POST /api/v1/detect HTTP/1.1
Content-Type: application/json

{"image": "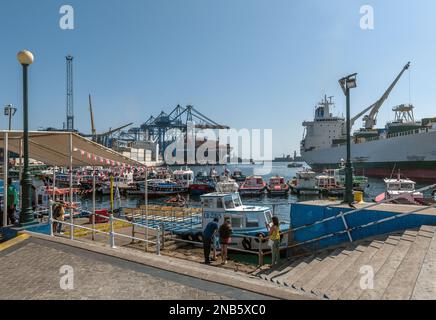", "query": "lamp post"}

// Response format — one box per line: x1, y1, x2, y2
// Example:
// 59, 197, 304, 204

4, 104, 17, 131
17, 50, 35, 226
339, 73, 357, 204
